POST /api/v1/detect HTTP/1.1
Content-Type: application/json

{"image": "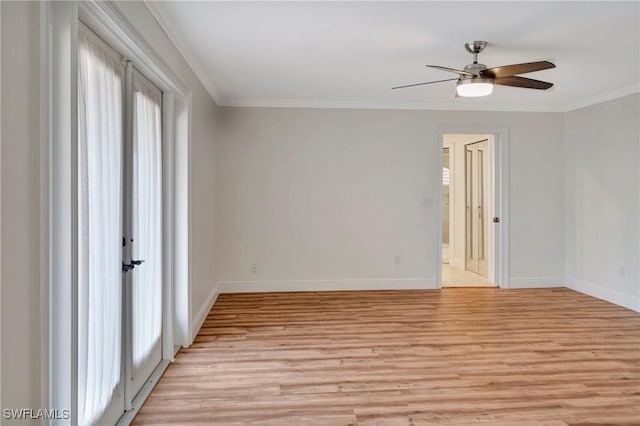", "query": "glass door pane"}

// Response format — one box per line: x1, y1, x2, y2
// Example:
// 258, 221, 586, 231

130, 68, 163, 398
77, 24, 125, 425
